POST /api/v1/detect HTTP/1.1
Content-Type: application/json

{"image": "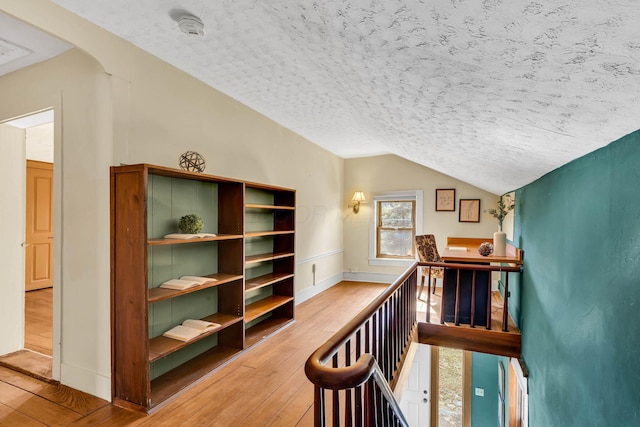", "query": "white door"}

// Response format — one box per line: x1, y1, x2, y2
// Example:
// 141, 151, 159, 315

401, 343, 432, 427
0, 123, 27, 355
